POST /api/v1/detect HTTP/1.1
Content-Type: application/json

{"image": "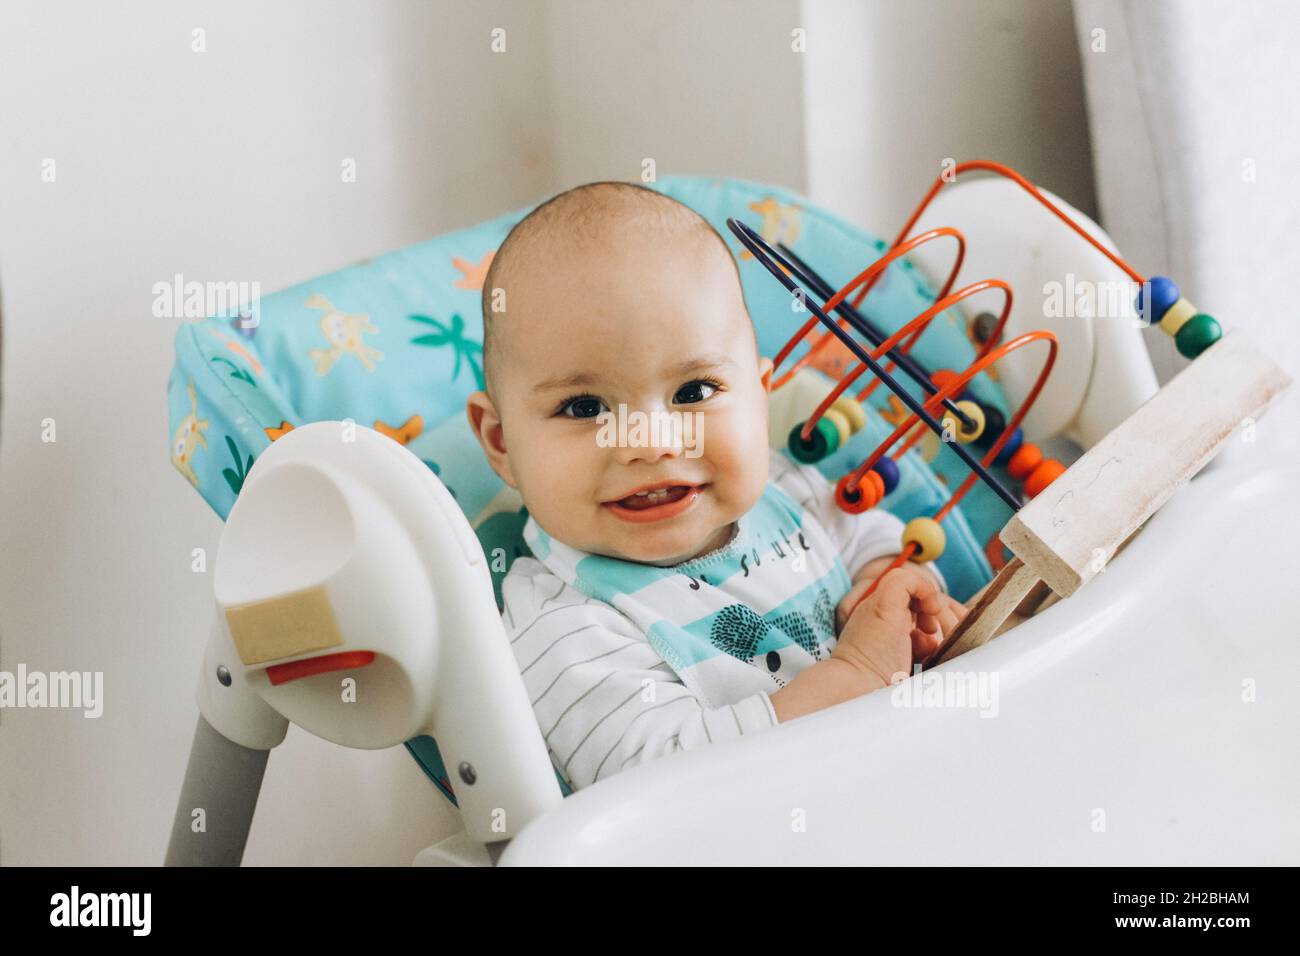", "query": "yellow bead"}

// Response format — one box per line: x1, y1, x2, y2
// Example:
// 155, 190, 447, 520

822, 408, 852, 447
942, 400, 985, 443
830, 395, 867, 433
1158, 297, 1198, 337
902, 516, 946, 563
